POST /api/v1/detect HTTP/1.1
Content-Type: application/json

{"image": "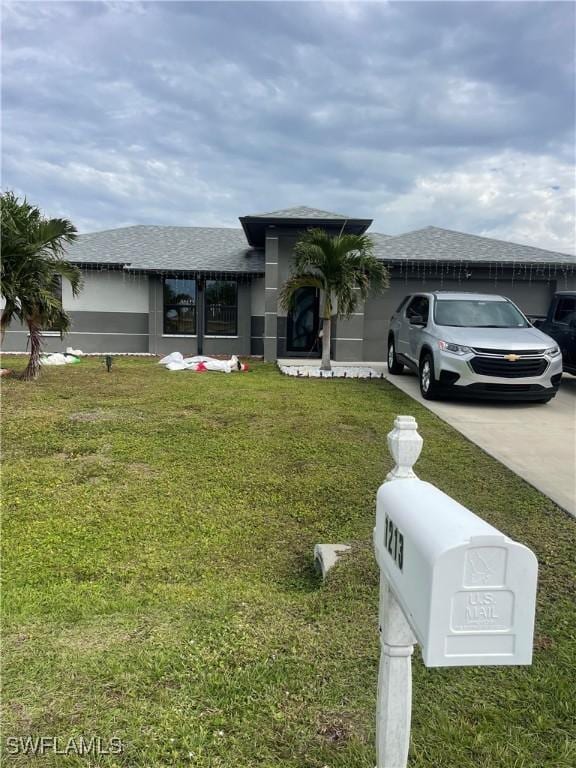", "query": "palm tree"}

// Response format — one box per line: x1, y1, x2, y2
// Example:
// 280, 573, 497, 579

1, 192, 82, 380
280, 228, 389, 371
